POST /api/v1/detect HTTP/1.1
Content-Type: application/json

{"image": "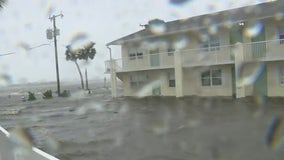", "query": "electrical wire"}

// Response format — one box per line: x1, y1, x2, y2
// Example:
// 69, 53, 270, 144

0, 43, 51, 57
